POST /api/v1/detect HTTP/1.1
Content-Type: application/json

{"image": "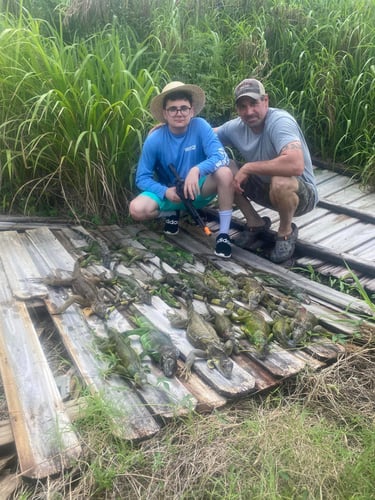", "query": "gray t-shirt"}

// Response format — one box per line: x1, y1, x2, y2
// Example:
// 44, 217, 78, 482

216, 108, 318, 204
